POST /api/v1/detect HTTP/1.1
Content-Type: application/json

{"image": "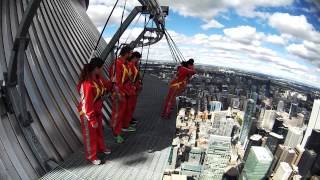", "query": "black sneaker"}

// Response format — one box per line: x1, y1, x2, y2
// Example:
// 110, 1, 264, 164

131, 118, 138, 124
